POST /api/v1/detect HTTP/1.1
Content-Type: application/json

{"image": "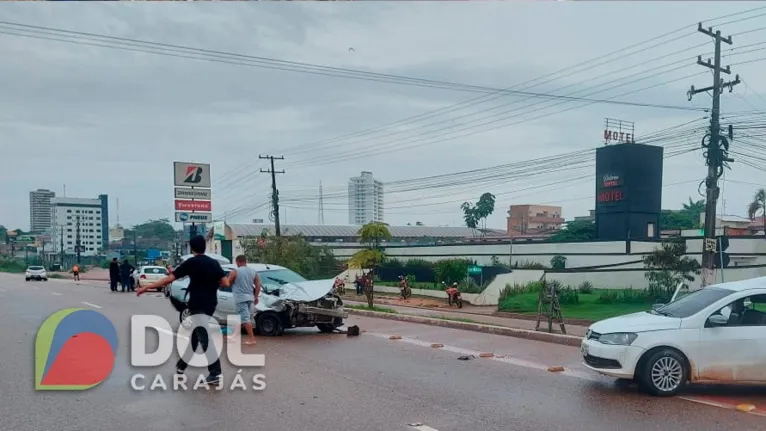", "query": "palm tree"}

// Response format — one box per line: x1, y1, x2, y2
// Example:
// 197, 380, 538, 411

357, 222, 392, 249
747, 189, 766, 237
